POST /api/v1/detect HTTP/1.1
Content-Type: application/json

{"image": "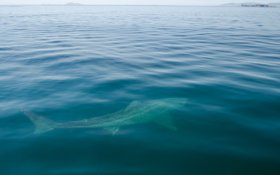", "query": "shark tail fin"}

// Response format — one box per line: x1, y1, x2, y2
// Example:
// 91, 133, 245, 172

23, 111, 57, 134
